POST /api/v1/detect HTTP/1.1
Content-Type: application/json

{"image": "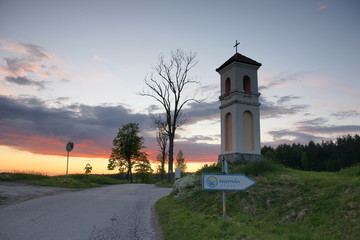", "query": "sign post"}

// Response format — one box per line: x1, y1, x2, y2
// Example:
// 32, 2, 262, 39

222, 158, 228, 223
65, 141, 74, 182
202, 160, 256, 225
